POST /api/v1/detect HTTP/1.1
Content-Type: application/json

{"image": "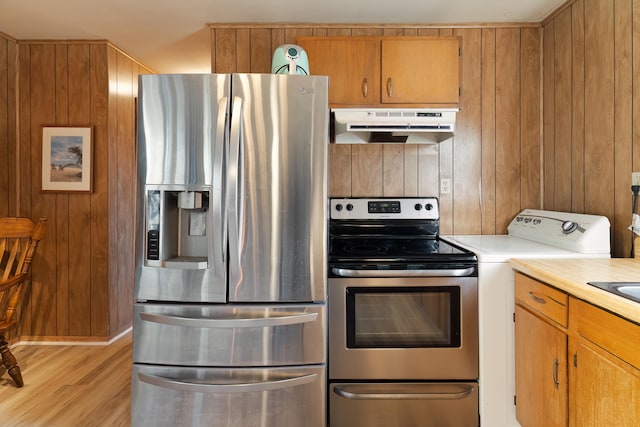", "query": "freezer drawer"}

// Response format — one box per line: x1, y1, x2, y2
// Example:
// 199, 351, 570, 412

132, 364, 326, 427
329, 382, 478, 427
133, 303, 326, 365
